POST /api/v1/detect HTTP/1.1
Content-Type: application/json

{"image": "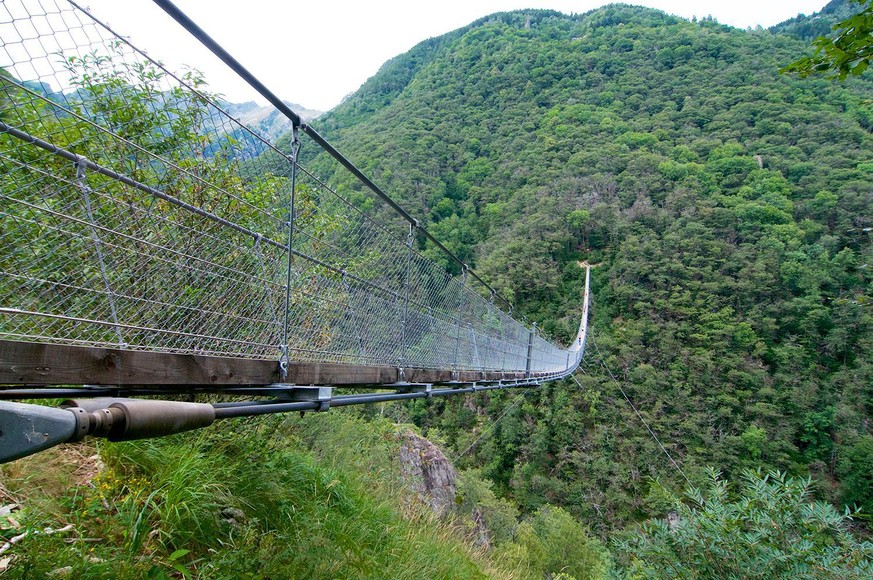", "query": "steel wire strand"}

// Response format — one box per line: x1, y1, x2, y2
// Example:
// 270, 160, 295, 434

0, 172, 284, 345
454, 388, 535, 462
584, 334, 692, 486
